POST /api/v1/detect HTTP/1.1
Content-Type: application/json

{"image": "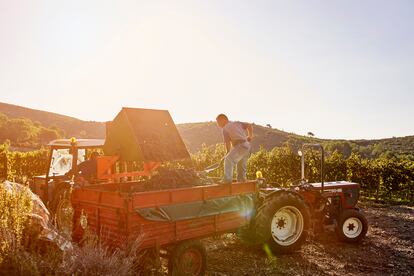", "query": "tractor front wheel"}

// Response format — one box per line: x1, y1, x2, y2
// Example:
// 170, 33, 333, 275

169, 240, 206, 276
49, 182, 73, 239
254, 192, 310, 254
335, 209, 368, 243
